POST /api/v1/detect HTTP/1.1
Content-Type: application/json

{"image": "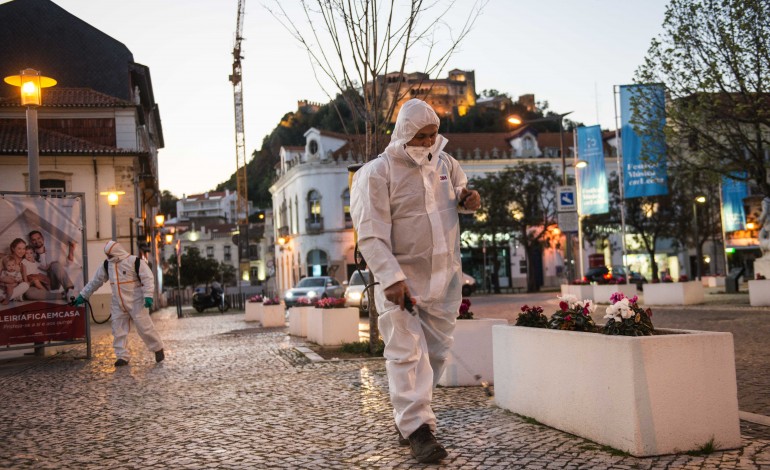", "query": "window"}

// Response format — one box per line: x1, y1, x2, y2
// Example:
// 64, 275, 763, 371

342, 188, 352, 228
306, 249, 328, 277
206, 246, 214, 258
224, 245, 231, 261
40, 179, 66, 194
308, 139, 319, 155
308, 190, 322, 223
